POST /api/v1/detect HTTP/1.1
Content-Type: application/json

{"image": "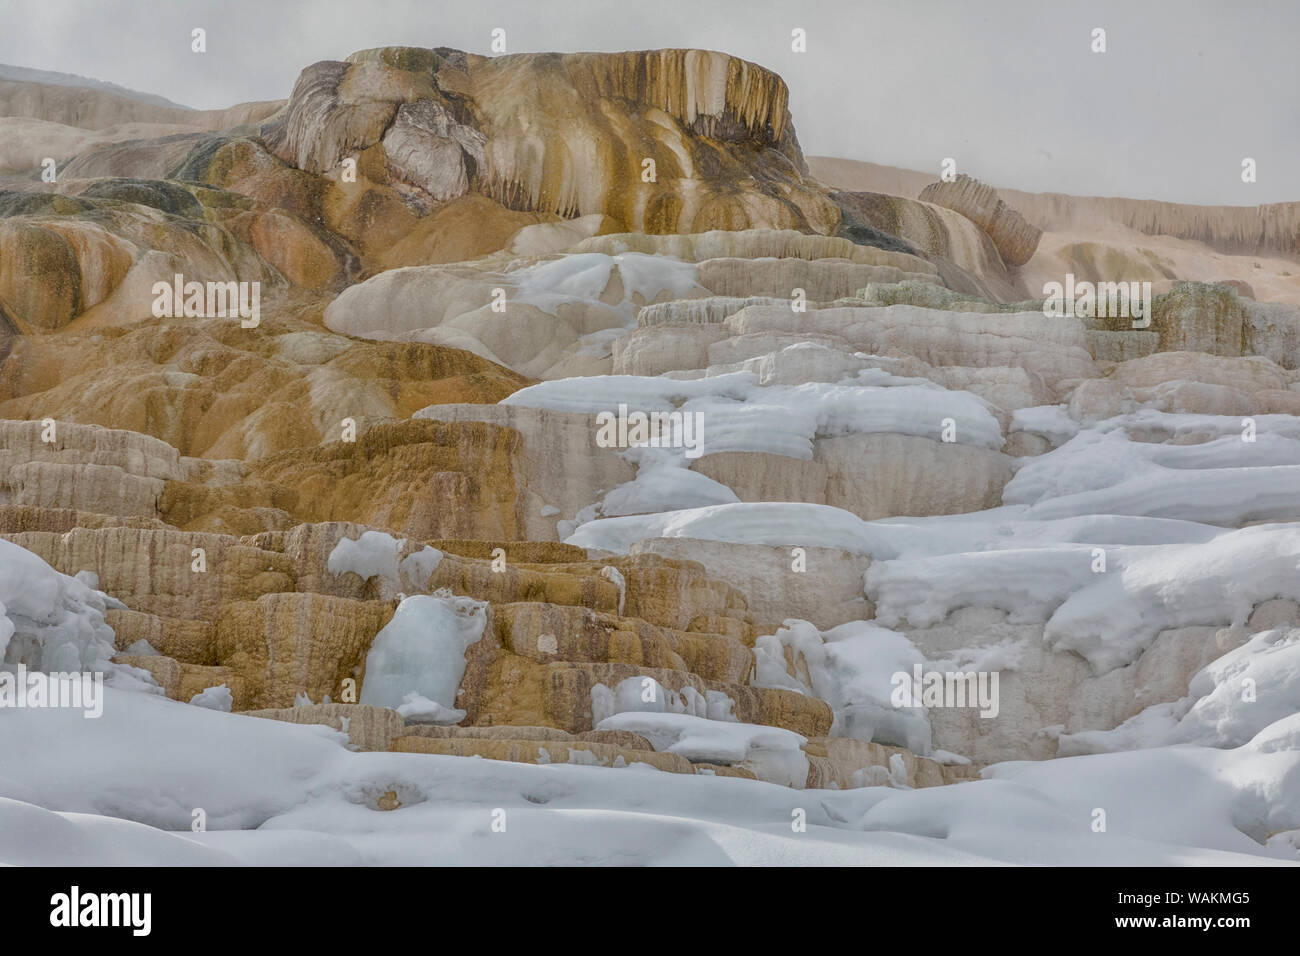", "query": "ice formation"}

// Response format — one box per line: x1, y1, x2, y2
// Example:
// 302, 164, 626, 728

357, 592, 487, 712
